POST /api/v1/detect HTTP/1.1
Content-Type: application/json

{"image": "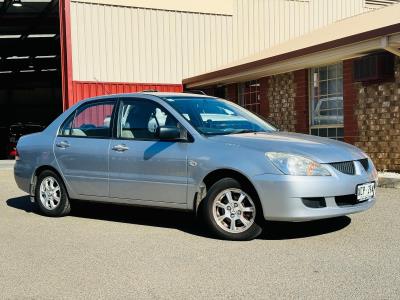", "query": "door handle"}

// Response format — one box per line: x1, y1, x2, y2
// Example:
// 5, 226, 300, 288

56, 141, 70, 149
112, 144, 129, 152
